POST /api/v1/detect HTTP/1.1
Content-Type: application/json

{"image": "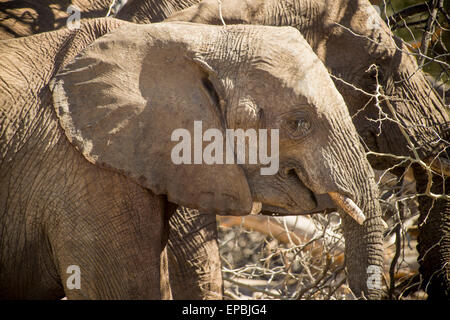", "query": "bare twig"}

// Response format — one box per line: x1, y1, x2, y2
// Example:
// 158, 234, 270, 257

217, 0, 227, 27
